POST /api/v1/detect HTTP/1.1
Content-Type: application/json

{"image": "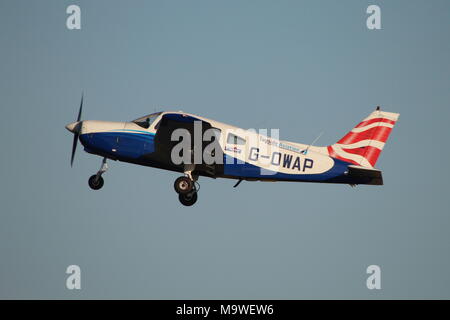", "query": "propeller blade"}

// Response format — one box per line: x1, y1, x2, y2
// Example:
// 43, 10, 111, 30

70, 132, 79, 167
70, 92, 83, 166
77, 93, 83, 122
